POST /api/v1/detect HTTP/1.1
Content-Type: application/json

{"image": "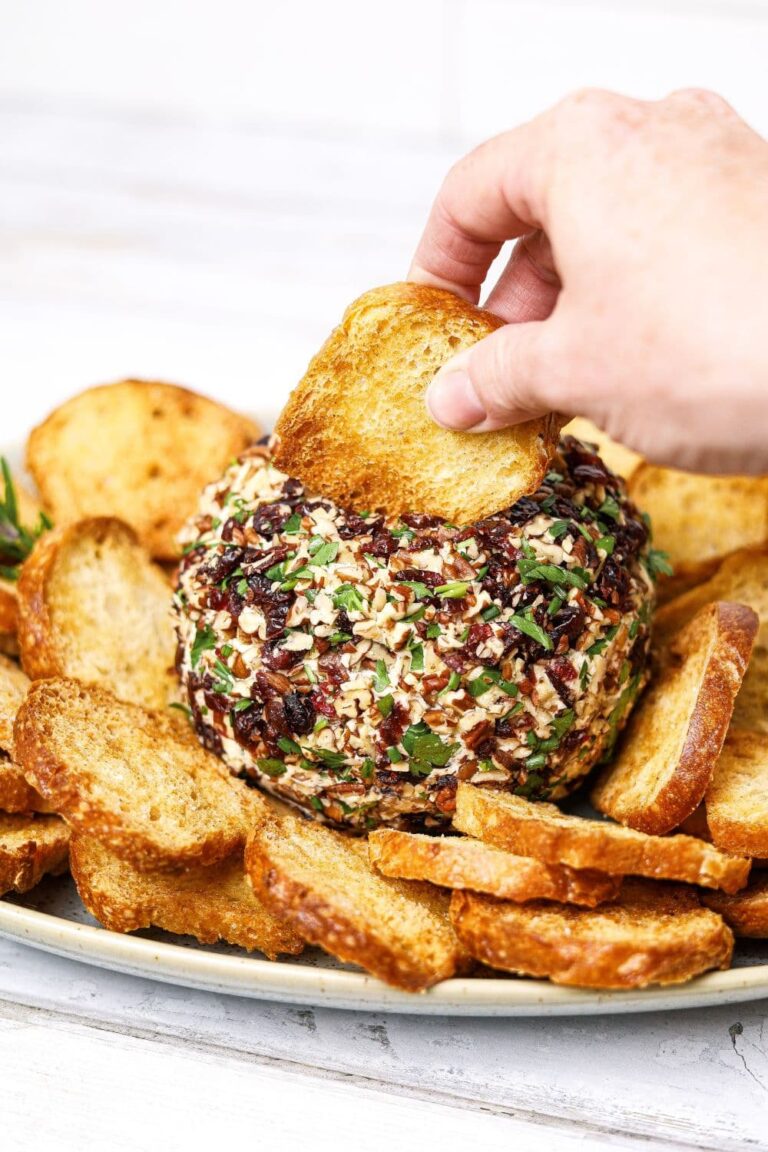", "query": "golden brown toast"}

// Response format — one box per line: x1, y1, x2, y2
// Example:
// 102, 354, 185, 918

703, 875, 768, 938
0, 755, 50, 814
628, 466, 768, 594
449, 879, 733, 989
17, 517, 177, 711
0, 813, 69, 895
14, 678, 247, 871
654, 548, 768, 732
0, 581, 18, 656
27, 380, 260, 559
245, 806, 466, 991
562, 418, 643, 481
0, 651, 29, 754
454, 786, 750, 893
368, 828, 621, 907
705, 729, 768, 858
70, 836, 304, 959
591, 602, 757, 833
273, 283, 562, 524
